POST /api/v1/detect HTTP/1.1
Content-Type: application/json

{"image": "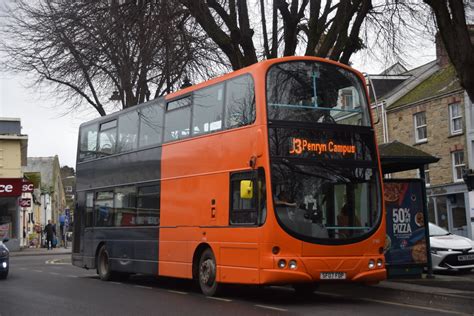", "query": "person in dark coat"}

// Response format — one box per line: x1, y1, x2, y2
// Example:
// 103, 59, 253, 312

44, 220, 54, 250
